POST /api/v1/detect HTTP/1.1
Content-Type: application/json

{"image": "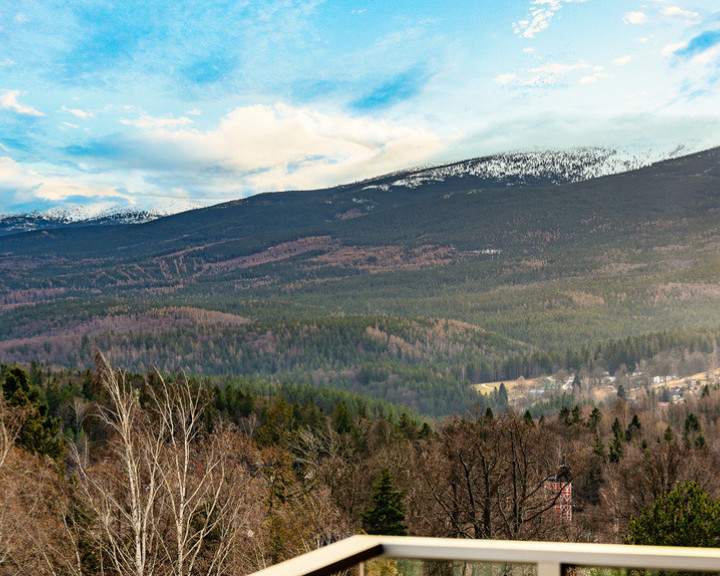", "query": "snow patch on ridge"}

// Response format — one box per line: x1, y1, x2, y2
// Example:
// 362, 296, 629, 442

0, 198, 207, 236
386, 146, 690, 189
